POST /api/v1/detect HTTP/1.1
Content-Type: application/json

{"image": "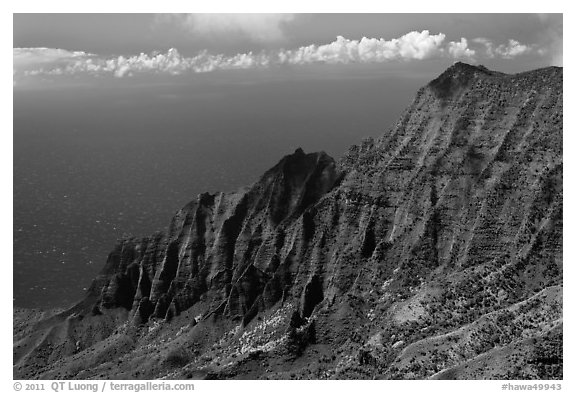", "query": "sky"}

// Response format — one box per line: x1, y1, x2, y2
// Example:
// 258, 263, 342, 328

13, 13, 562, 88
